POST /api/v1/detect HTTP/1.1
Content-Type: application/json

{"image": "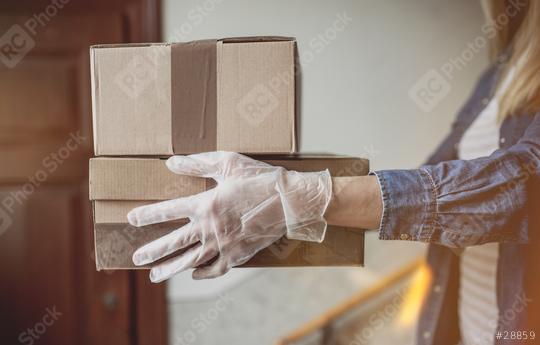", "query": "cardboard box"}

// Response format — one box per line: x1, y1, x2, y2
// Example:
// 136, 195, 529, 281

89, 156, 369, 270
90, 37, 297, 156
